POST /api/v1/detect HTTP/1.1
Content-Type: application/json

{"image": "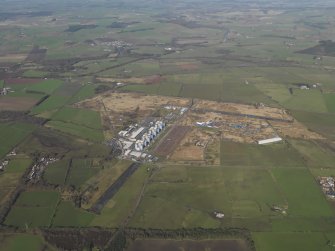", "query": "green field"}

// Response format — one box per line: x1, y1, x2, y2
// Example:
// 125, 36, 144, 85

324, 93, 335, 113
5, 158, 32, 173
289, 140, 335, 168
0, 157, 32, 212
43, 159, 69, 185
30, 95, 69, 114
271, 168, 333, 217
15, 190, 60, 207
0, 233, 56, 251
283, 89, 327, 113
1, 1, 335, 250
26, 79, 63, 94
23, 70, 48, 78
5, 191, 60, 227
291, 110, 335, 140
66, 159, 98, 189
253, 232, 331, 251
121, 71, 275, 104
52, 107, 103, 129
0, 123, 36, 158
91, 165, 149, 227
129, 166, 286, 229
46, 120, 104, 142
220, 141, 304, 167
52, 201, 94, 227
68, 84, 96, 103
